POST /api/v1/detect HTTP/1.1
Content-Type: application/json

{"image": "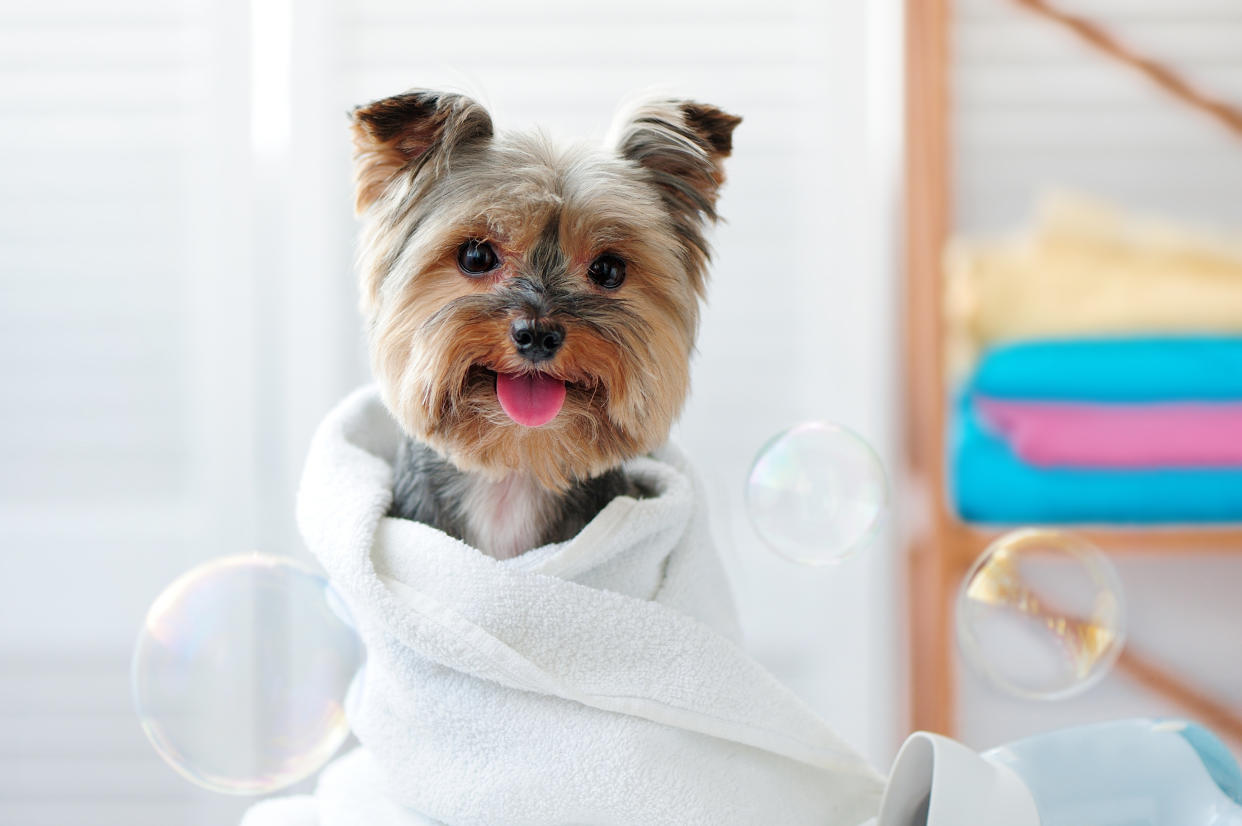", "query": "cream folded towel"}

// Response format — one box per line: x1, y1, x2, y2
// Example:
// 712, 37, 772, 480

945, 193, 1242, 378
241, 386, 883, 826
